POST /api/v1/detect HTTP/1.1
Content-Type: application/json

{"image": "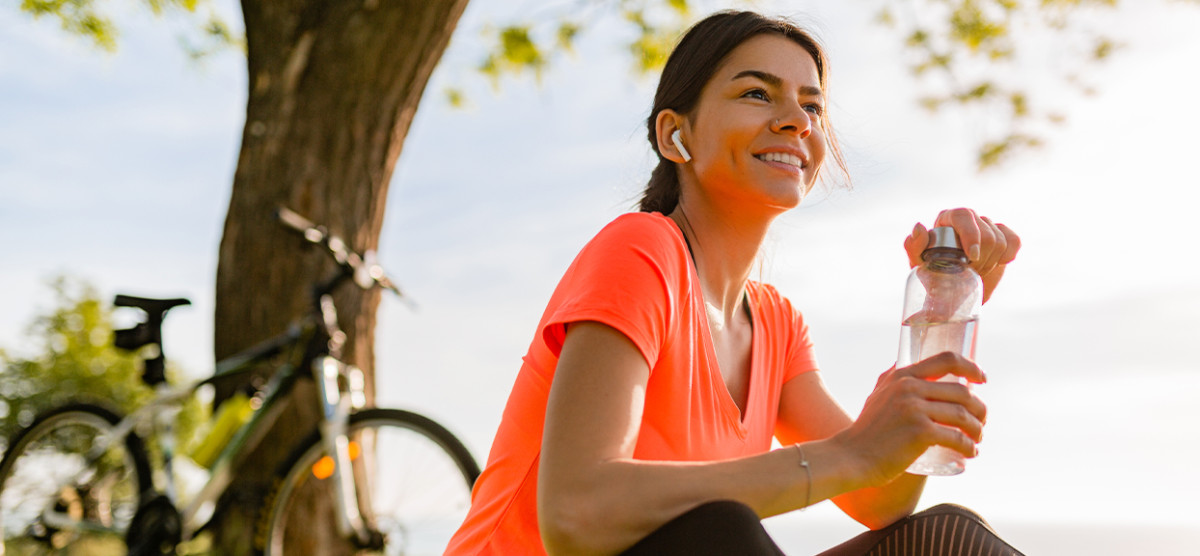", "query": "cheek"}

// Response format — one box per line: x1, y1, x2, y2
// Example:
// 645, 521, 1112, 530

808, 132, 829, 172
810, 130, 828, 165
